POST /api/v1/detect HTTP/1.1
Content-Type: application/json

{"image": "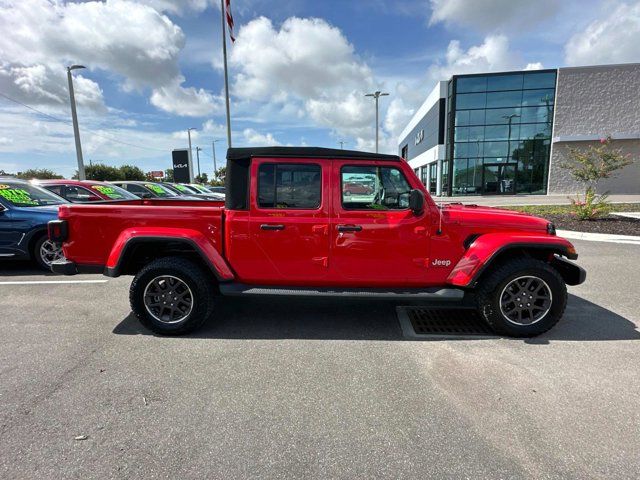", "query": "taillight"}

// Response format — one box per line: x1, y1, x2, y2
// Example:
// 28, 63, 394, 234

48, 220, 68, 243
